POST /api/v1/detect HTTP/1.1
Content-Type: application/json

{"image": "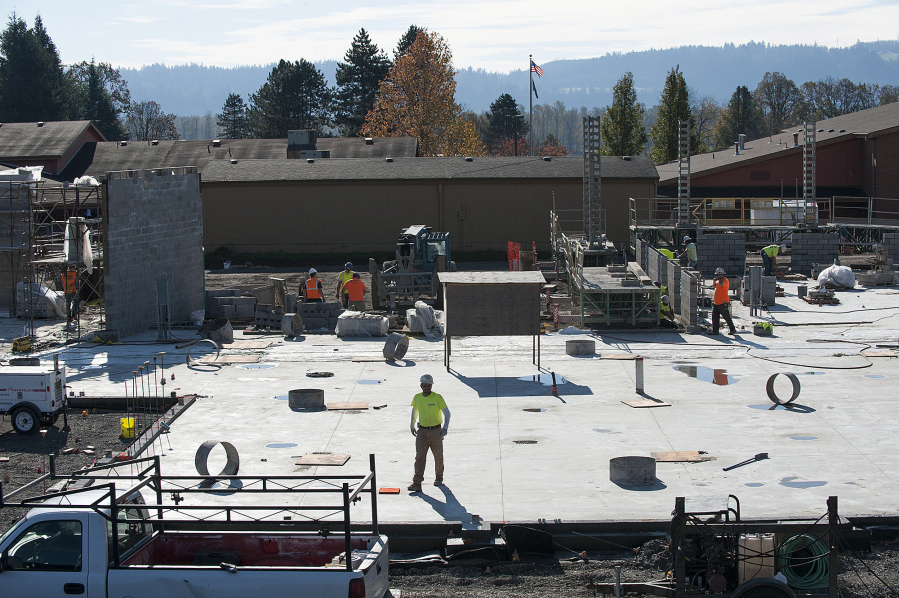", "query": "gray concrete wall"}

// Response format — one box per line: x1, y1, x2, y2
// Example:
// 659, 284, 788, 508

0, 184, 29, 310
104, 168, 204, 335
881, 232, 899, 260
644, 247, 669, 287
680, 269, 699, 329
696, 232, 745, 277
790, 231, 840, 276
667, 260, 682, 314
